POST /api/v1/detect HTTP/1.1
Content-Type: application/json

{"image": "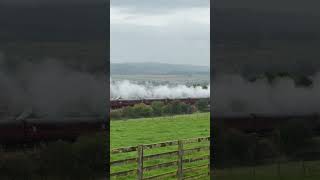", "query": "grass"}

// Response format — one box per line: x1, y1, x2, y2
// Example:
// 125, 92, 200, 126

214, 160, 320, 180
110, 112, 210, 149
0, 133, 106, 180
110, 113, 210, 180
